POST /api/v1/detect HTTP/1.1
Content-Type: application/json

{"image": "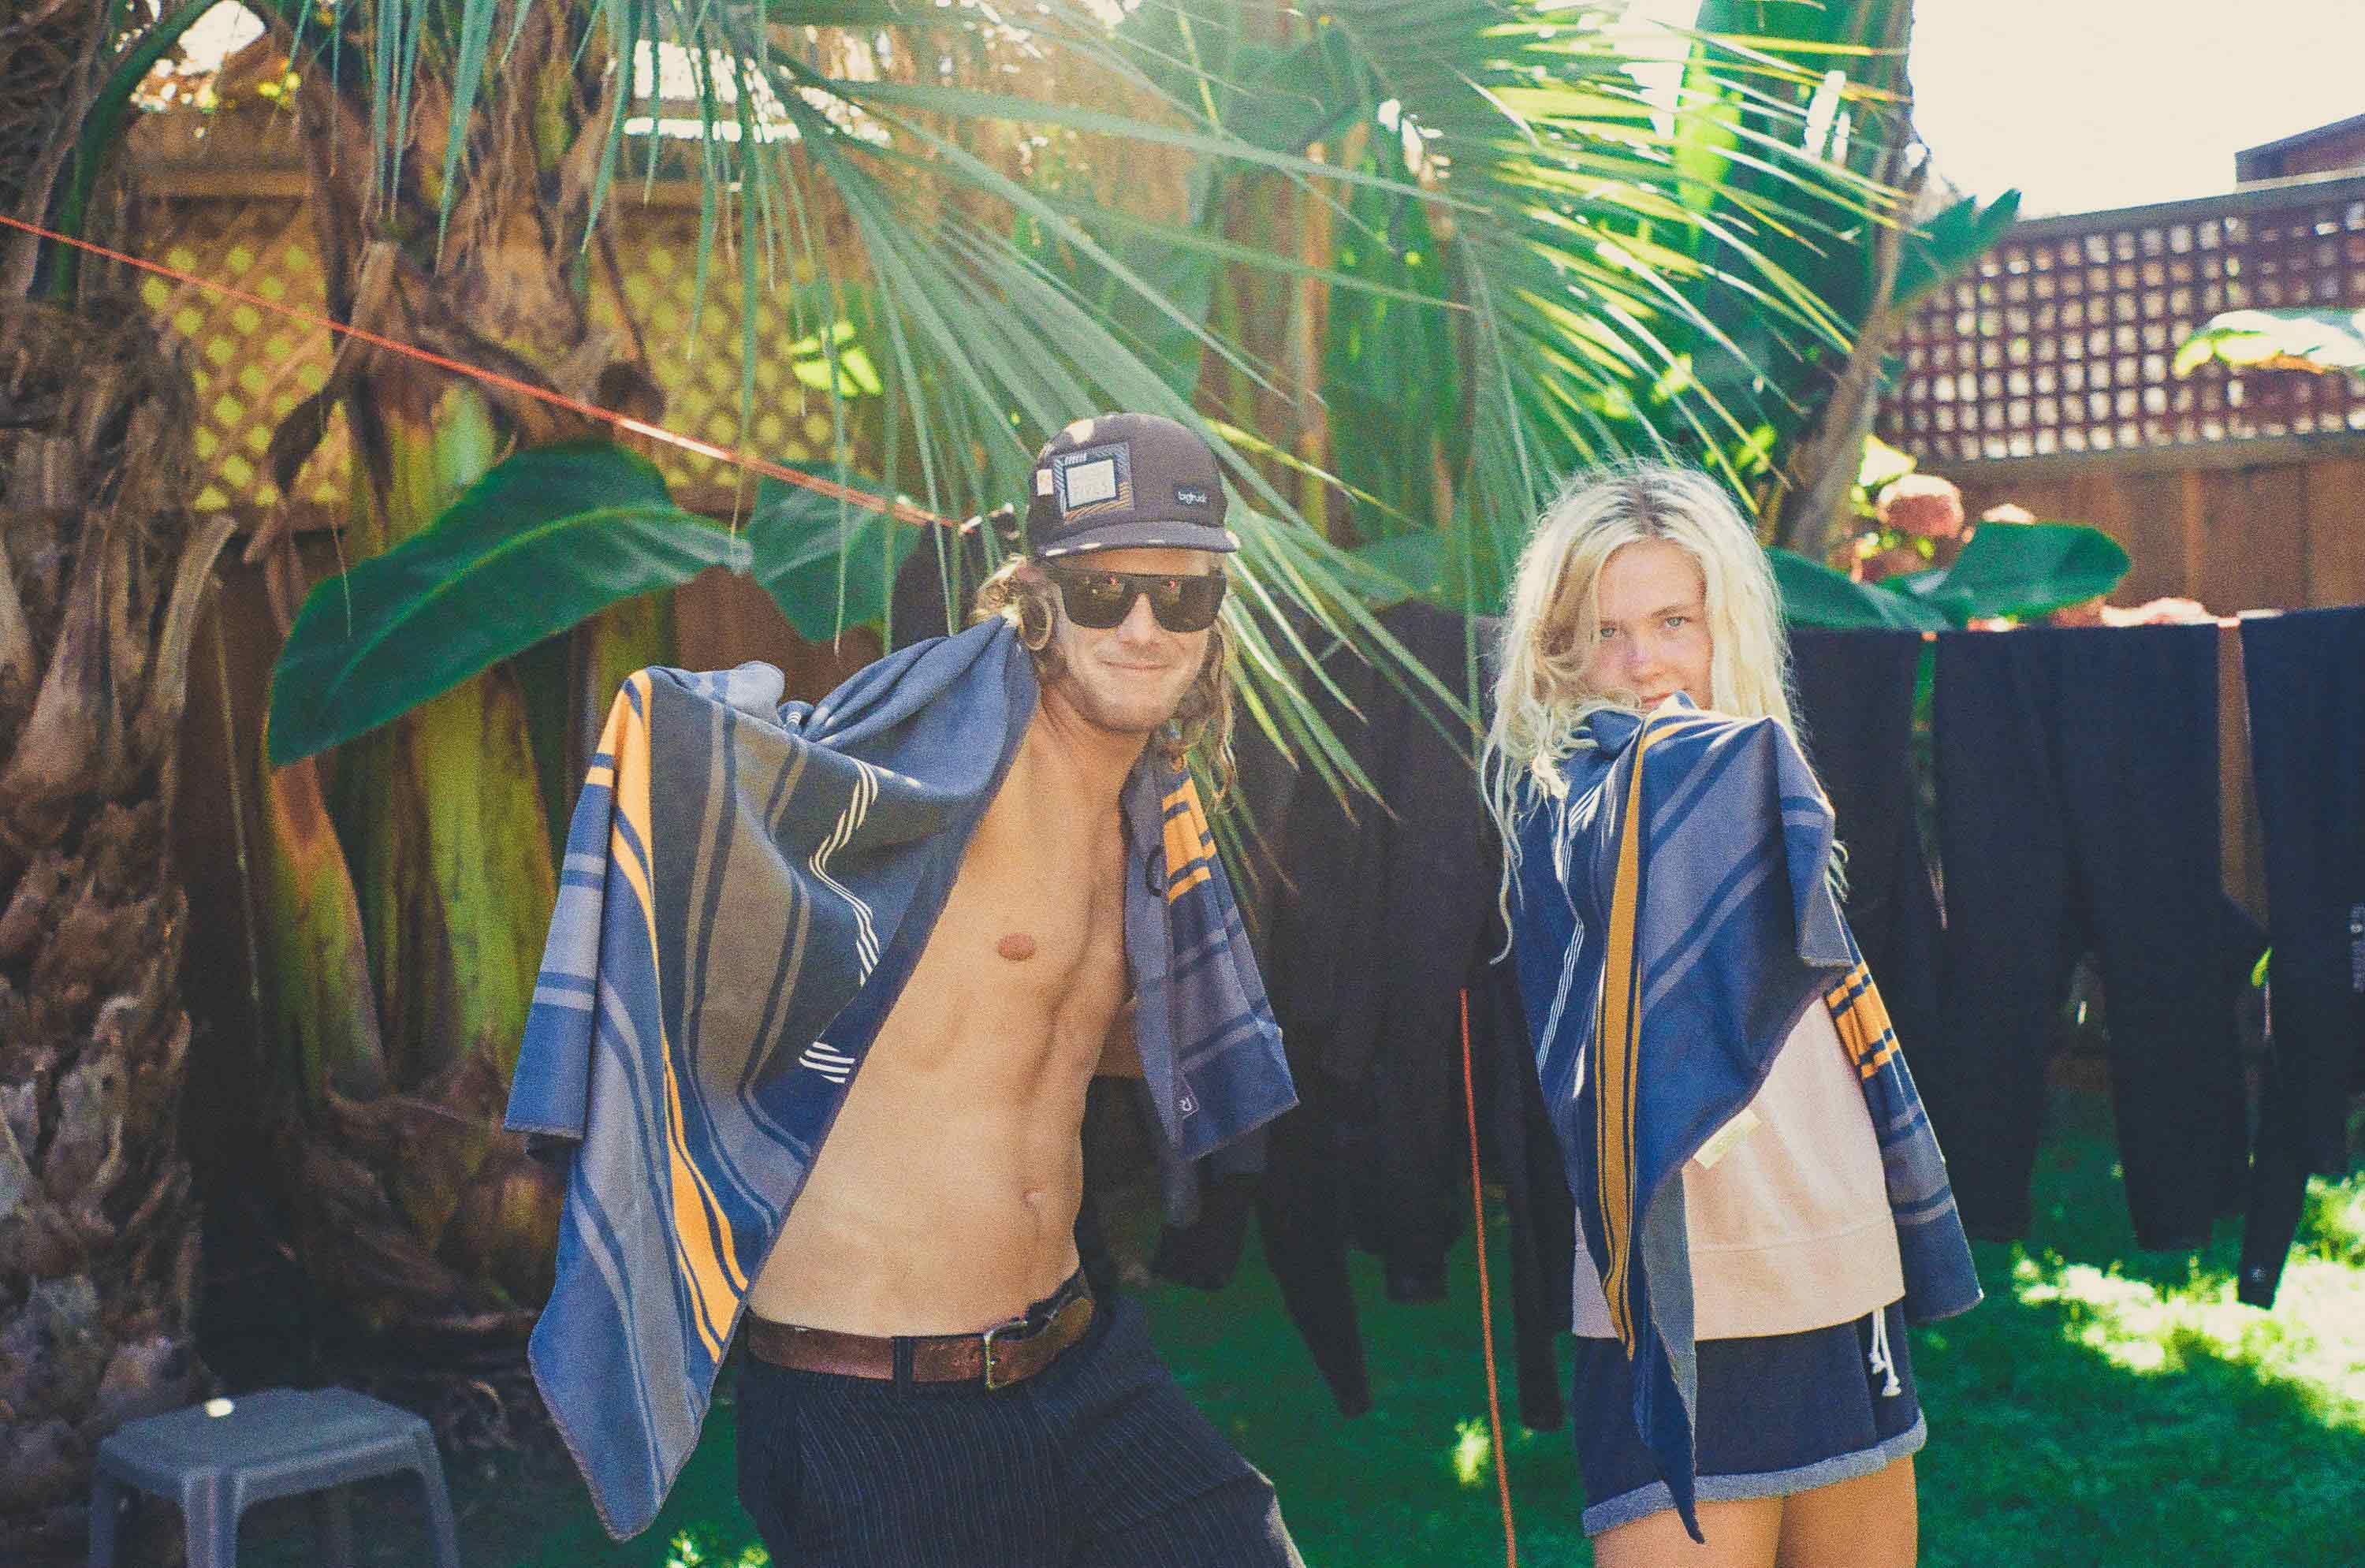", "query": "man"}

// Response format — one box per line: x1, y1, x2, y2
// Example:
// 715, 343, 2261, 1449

507, 413, 1304, 1566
